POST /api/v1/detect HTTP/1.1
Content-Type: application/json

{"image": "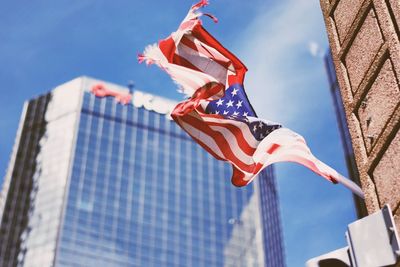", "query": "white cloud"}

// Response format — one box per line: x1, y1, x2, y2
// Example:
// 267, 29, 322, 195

234, 0, 329, 126
308, 41, 324, 58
